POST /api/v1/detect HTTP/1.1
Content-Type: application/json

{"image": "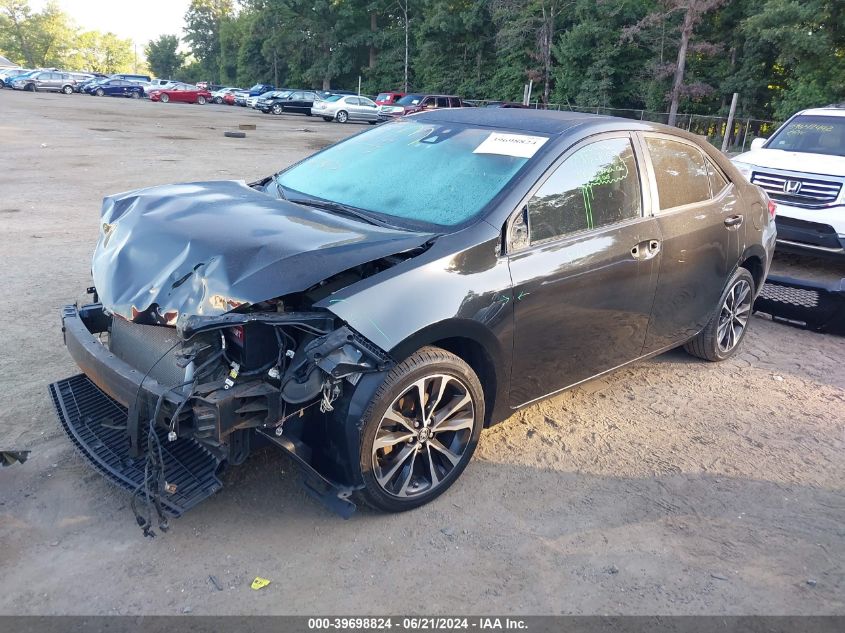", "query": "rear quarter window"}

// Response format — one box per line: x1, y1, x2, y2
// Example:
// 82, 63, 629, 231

646, 137, 711, 209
